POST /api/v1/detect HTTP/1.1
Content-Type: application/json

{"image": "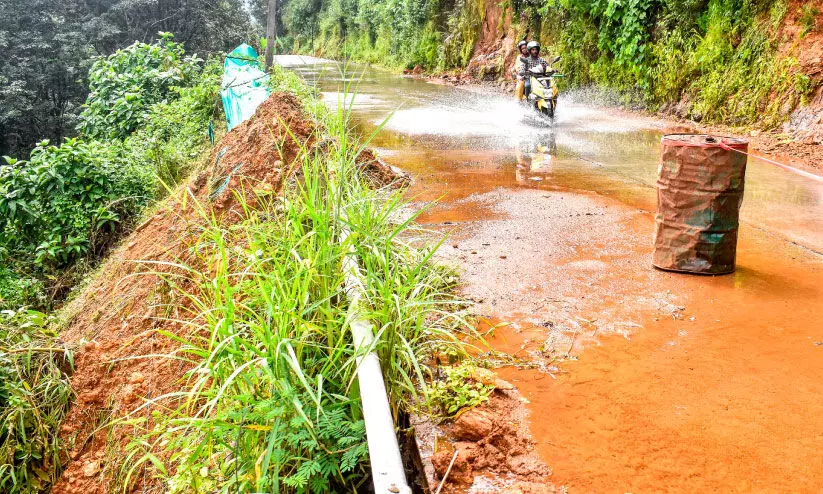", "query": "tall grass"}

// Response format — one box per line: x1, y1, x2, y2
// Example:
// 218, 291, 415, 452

121, 87, 470, 492
0, 309, 73, 493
